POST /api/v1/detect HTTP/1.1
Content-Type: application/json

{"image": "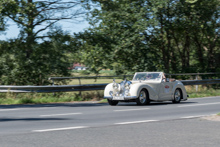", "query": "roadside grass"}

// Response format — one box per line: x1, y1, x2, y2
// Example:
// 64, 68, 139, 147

98, 99, 108, 103
0, 91, 104, 105
217, 113, 220, 116
1, 86, 220, 105
185, 85, 220, 98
